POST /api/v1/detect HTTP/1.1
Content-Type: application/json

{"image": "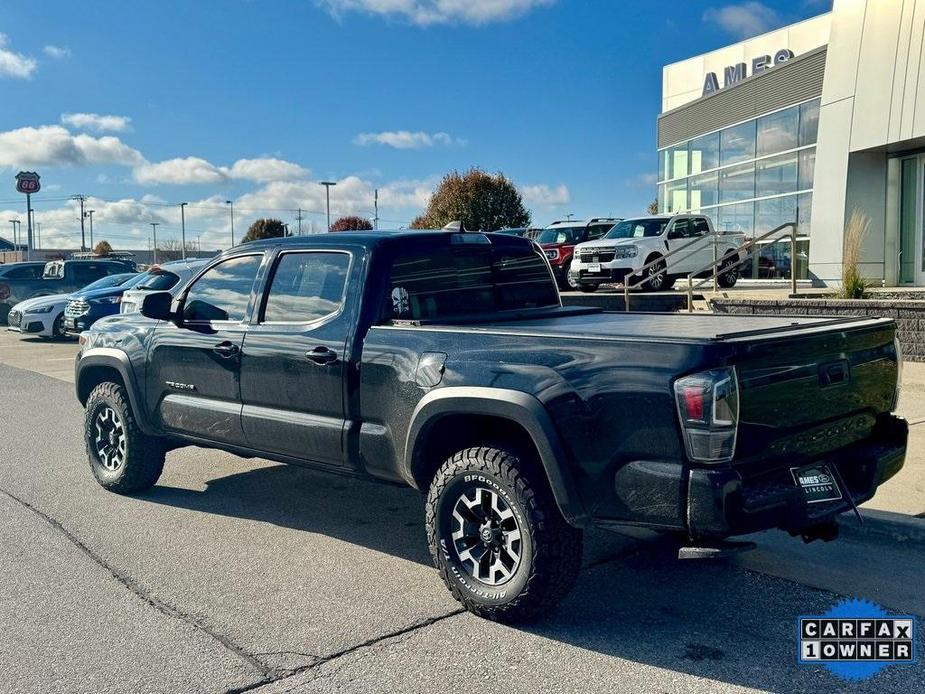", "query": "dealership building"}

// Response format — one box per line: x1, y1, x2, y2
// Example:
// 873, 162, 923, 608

658, 0, 925, 286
